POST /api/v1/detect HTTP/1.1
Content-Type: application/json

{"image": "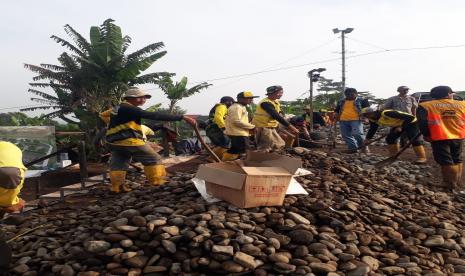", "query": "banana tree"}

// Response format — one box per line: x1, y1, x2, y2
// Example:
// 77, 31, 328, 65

158, 76, 211, 114
23, 19, 172, 157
